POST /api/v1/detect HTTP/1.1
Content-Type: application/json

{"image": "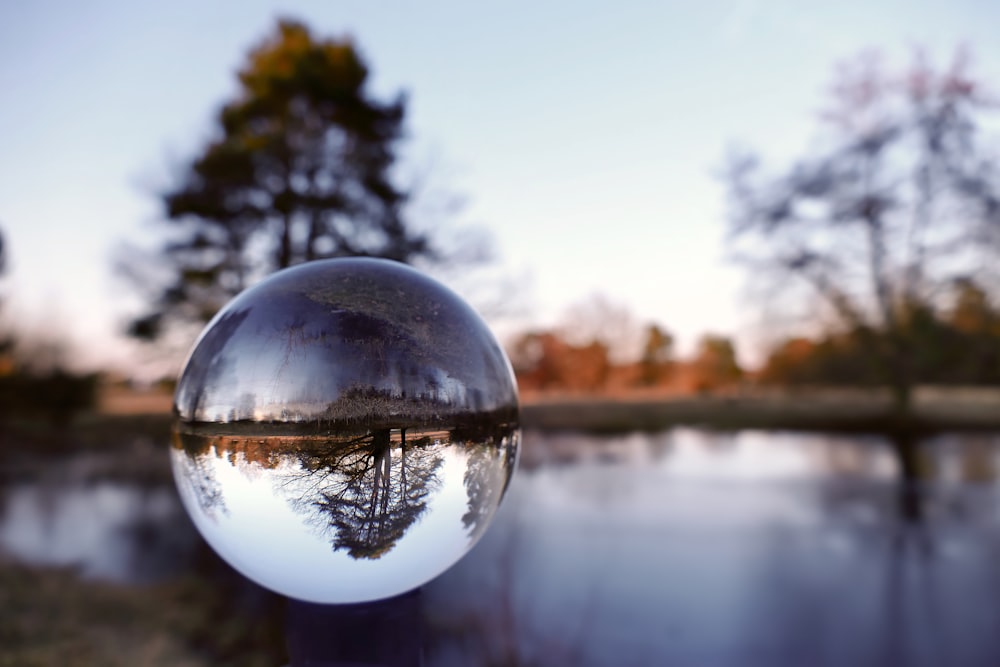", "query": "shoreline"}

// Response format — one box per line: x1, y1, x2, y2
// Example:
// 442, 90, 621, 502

519, 387, 1000, 433
12, 386, 1000, 443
